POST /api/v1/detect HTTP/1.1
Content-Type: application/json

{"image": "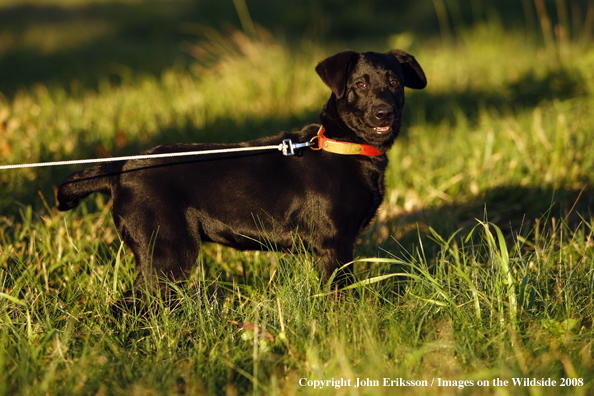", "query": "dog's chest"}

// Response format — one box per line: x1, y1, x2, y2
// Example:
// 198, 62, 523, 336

324, 157, 386, 230
357, 159, 388, 228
